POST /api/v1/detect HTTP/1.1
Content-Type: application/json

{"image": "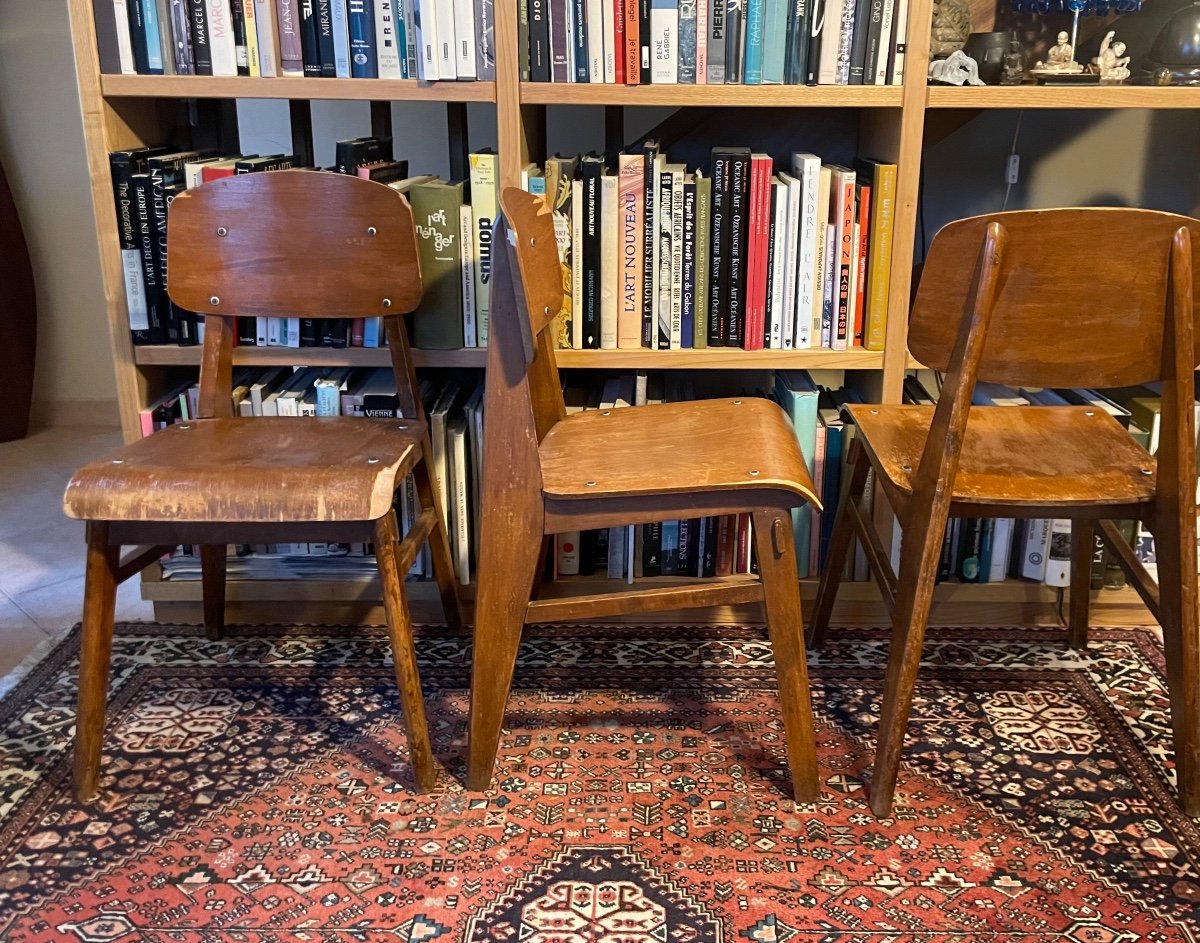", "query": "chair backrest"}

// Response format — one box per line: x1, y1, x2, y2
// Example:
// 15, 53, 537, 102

167, 170, 424, 419
910, 208, 1200, 389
